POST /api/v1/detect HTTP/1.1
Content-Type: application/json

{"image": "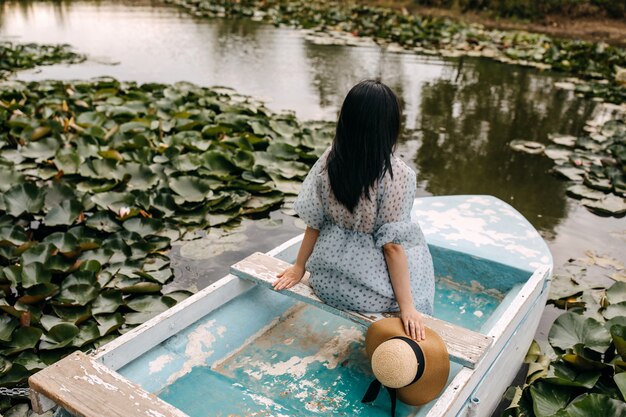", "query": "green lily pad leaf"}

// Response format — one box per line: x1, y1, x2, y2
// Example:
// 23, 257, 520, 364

54, 271, 100, 306
615, 373, 626, 402
40, 314, 66, 332
243, 192, 283, 214
71, 321, 101, 347
201, 151, 238, 175
54, 148, 81, 174
92, 290, 123, 315
3, 265, 22, 287
267, 142, 299, 160
0, 226, 28, 246
564, 393, 626, 417
44, 200, 82, 226
94, 313, 124, 336
603, 302, 626, 320
13, 351, 46, 372
19, 283, 59, 304
80, 259, 102, 275
548, 312, 610, 353
168, 176, 214, 202
122, 217, 164, 237
553, 165, 585, 181
115, 278, 161, 294
125, 294, 176, 313
119, 162, 159, 190
21, 262, 52, 288
20, 136, 61, 160
134, 268, 173, 284
562, 344, 609, 371
0, 327, 42, 356
583, 195, 626, 216
231, 149, 255, 170
529, 381, 570, 417
163, 290, 192, 304
143, 255, 170, 272
51, 304, 91, 324
76, 111, 107, 127
43, 231, 79, 254
544, 146, 573, 163
85, 211, 122, 233
47, 253, 77, 273
0, 316, 19, 342
21, 243, 54, 265
607, 281, 626, 304
3, 183, 45, 217
610, 324, 626, 361
39, 323, 79, 350
549, 134, 577, 147
124, 311, 162, 325
0, 363, 30, 386
0, 166, 25, 193
544, 361, 601, 389
566, 185, 606, 201
509, 140, 545, 154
